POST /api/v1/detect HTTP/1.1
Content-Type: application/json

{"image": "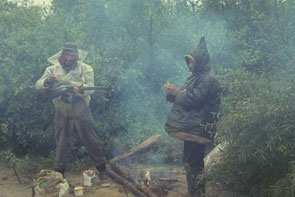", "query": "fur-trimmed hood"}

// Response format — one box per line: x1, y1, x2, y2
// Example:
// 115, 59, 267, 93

165, 37, 221, 138
190, 36, 211, 74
